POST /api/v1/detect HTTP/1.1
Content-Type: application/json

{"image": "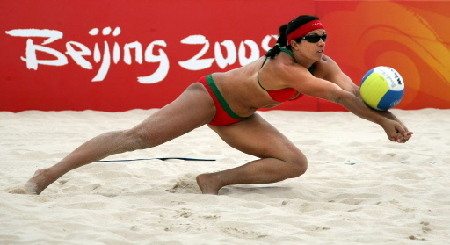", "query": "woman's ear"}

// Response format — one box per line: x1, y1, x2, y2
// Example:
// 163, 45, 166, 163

290, 40, 300, 50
